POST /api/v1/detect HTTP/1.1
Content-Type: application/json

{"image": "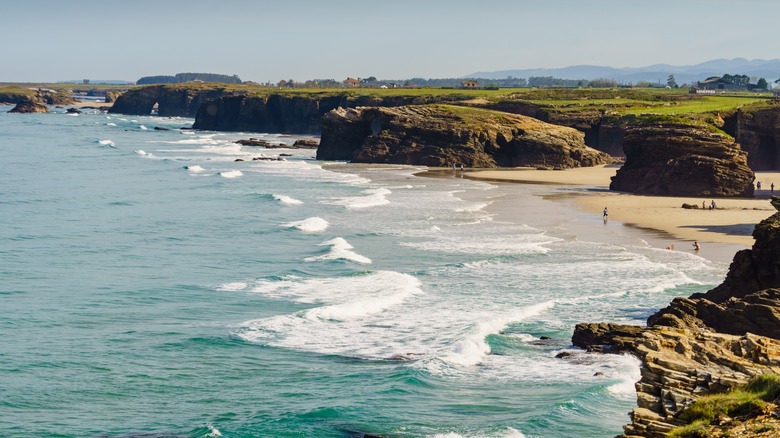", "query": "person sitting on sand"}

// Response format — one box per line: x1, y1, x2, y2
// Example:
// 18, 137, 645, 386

692, 241, 700, 251
665, 244, 675, 250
